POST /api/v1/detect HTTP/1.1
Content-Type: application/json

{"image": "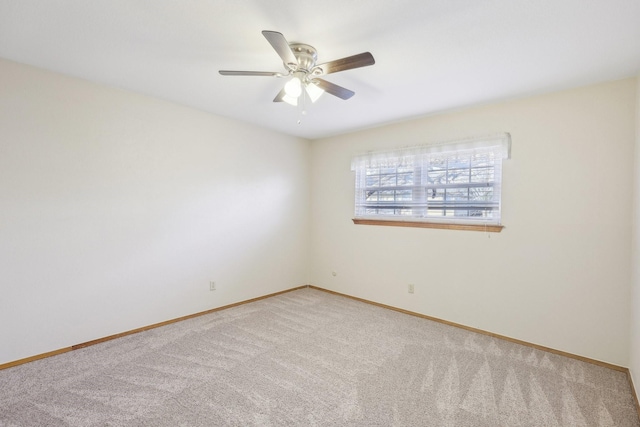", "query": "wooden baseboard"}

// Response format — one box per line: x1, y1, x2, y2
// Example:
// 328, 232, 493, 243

309, 285, 640, 419
3, 283, 638, 422
3, 284, 639, 421
0, 347, 73, 371
627, 370, 640, 421
308, 285, 627, 373
0, 285, 307, 370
